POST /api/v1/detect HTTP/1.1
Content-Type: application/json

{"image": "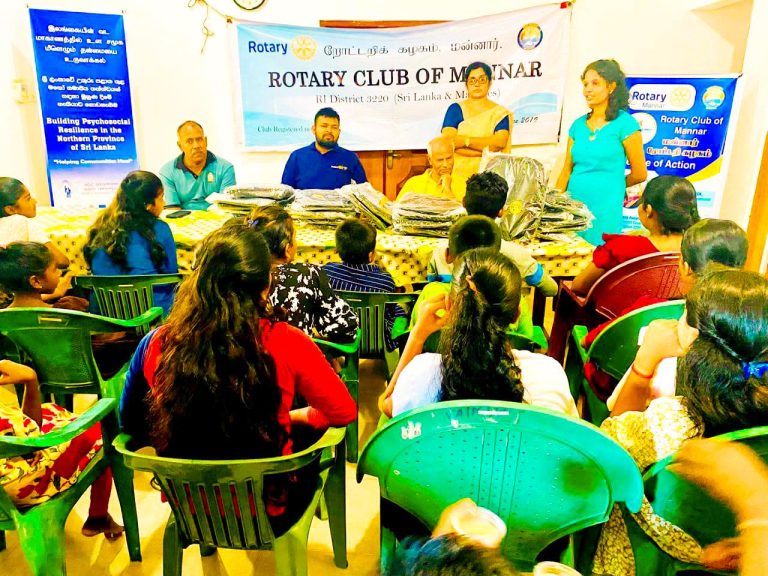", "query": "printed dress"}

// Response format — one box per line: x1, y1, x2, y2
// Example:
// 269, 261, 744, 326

592, 398, 703, 575
270, 262, 358, 342
0, 403, 102, 507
